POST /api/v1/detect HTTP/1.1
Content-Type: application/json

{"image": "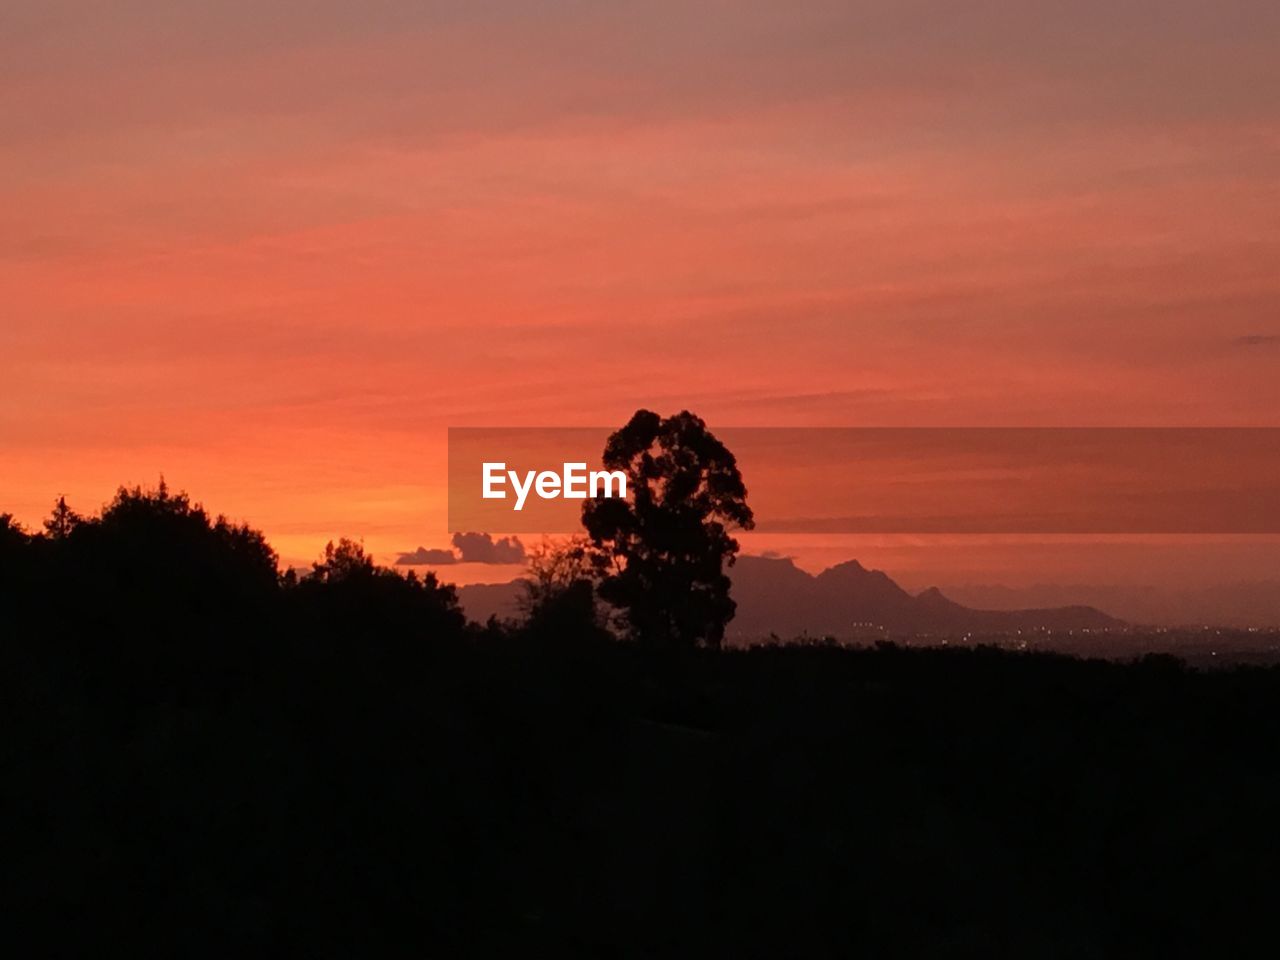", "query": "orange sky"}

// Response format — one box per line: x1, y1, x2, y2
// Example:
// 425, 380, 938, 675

3, 2, 1279, 586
